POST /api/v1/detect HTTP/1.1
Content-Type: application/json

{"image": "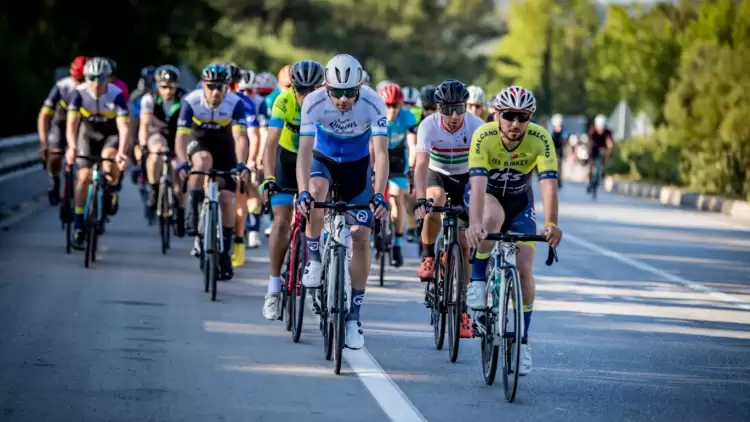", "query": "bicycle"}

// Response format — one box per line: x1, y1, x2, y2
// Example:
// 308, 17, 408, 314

190, 168, 238, 302
373, 185, 392, 287
588, 155, 603, 200
59, 164, 75, 254
151, 149, 177, 254
469, 233, 558, 403
420, 201, 468, 363
308, 184, 370, 375
77, 155, 116, 269
266, 186, 308, 343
